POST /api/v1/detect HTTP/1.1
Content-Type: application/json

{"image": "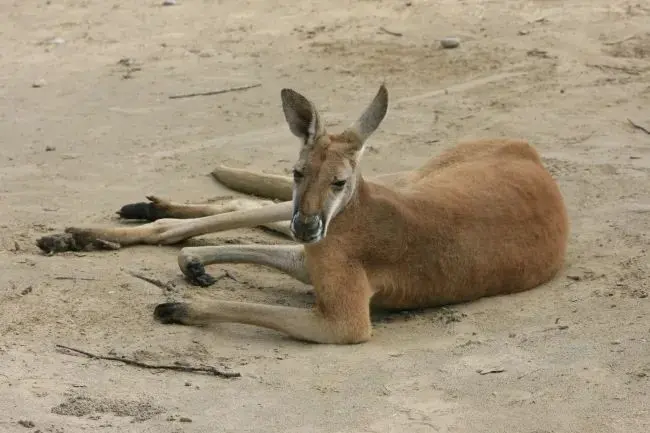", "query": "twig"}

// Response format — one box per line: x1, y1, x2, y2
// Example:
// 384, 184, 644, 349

54, 276, 97, 281
603, 35, 637, 45
169, 83, 261, 100
379, 27, 403, 37
627, 118, 650, 135
586, 63, 642, 75
477, 367, 505, 375
55, 344, 240, 378
126, 270, 174, 292
223, 270, 239, 282
542, 324, 569, 332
